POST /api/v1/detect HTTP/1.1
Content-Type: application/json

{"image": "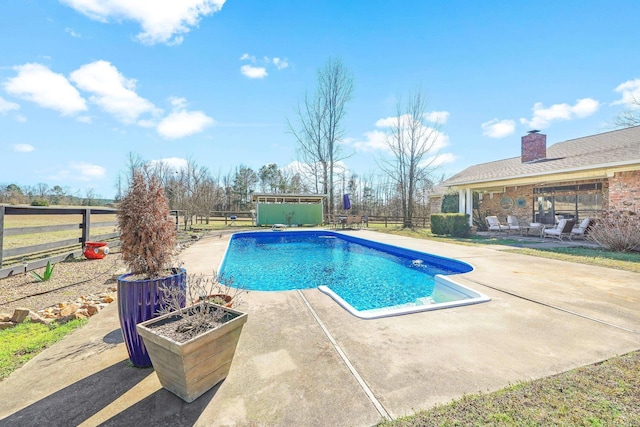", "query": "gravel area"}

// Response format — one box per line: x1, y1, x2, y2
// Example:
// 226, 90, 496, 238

0, 252, 126, 314
0, 234, 205, 315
